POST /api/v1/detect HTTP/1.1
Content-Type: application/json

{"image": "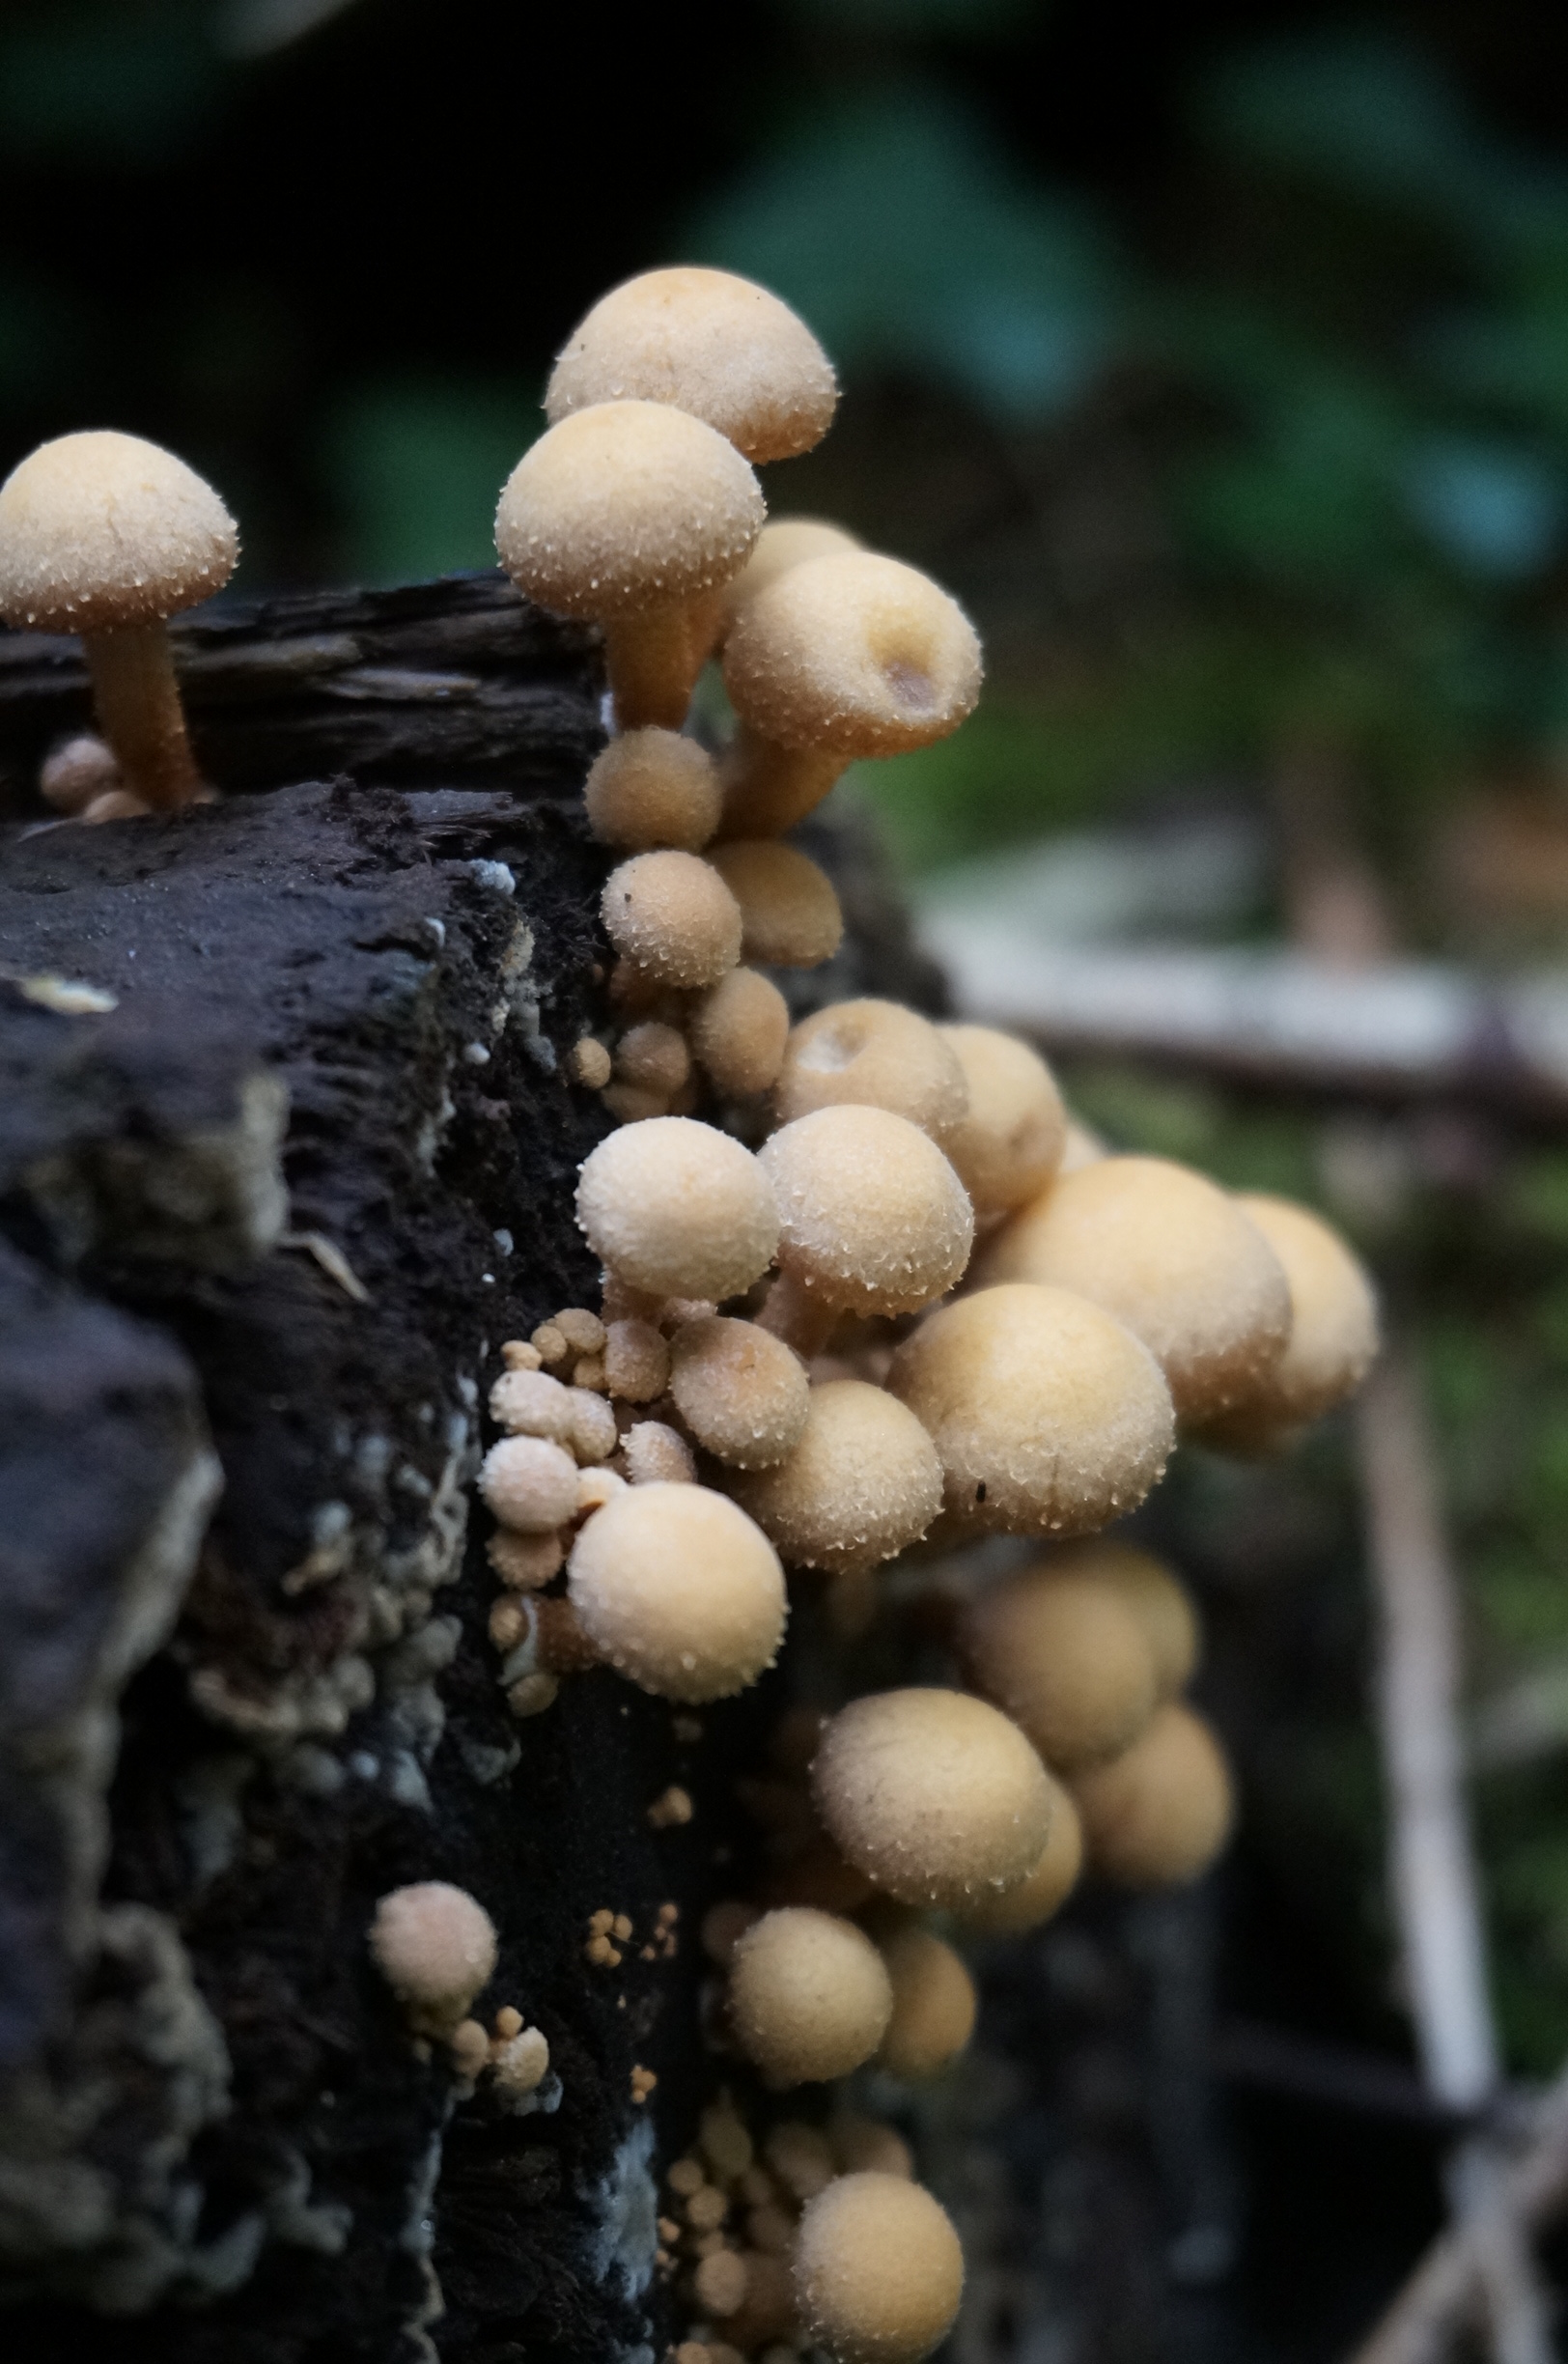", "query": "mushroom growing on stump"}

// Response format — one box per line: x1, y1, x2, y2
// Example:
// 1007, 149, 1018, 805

567, 1481, 786, 1700
957, 1559, 1162, 1773
0, 430, 238, 809
876, 1928, 977, 2081
954, 1782, 1084, 1935
369, 1882, 497, 2038
794, 2173, 965, 2364
1051, 1537, 1201, 1703
668, 1313, 810, 1469
584, 726, 723, 852
728, 1905, 893, 2085
735, 1379, 942, 1575
938, 1025, 1067, 1221
494, 400, 764, 729
772, 999, 969, 1140
576, 1116, 779, 1305
690, 966, 792, 1097
601, 850, 742, 991
1196, 1192, 1380, 1452
708, 839, 845, 969
1071, 1702, 1235, 1887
